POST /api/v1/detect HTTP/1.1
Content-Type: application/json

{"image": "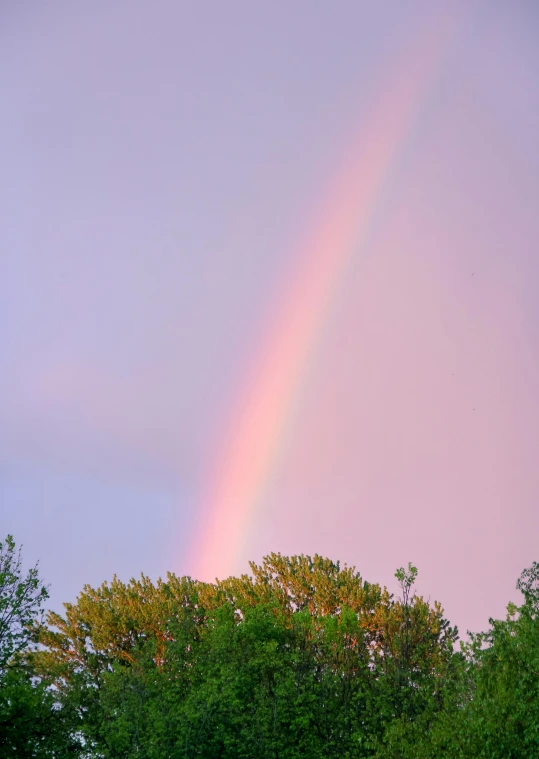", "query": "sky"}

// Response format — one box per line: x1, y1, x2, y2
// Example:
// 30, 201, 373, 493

1, 1, 538, 637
